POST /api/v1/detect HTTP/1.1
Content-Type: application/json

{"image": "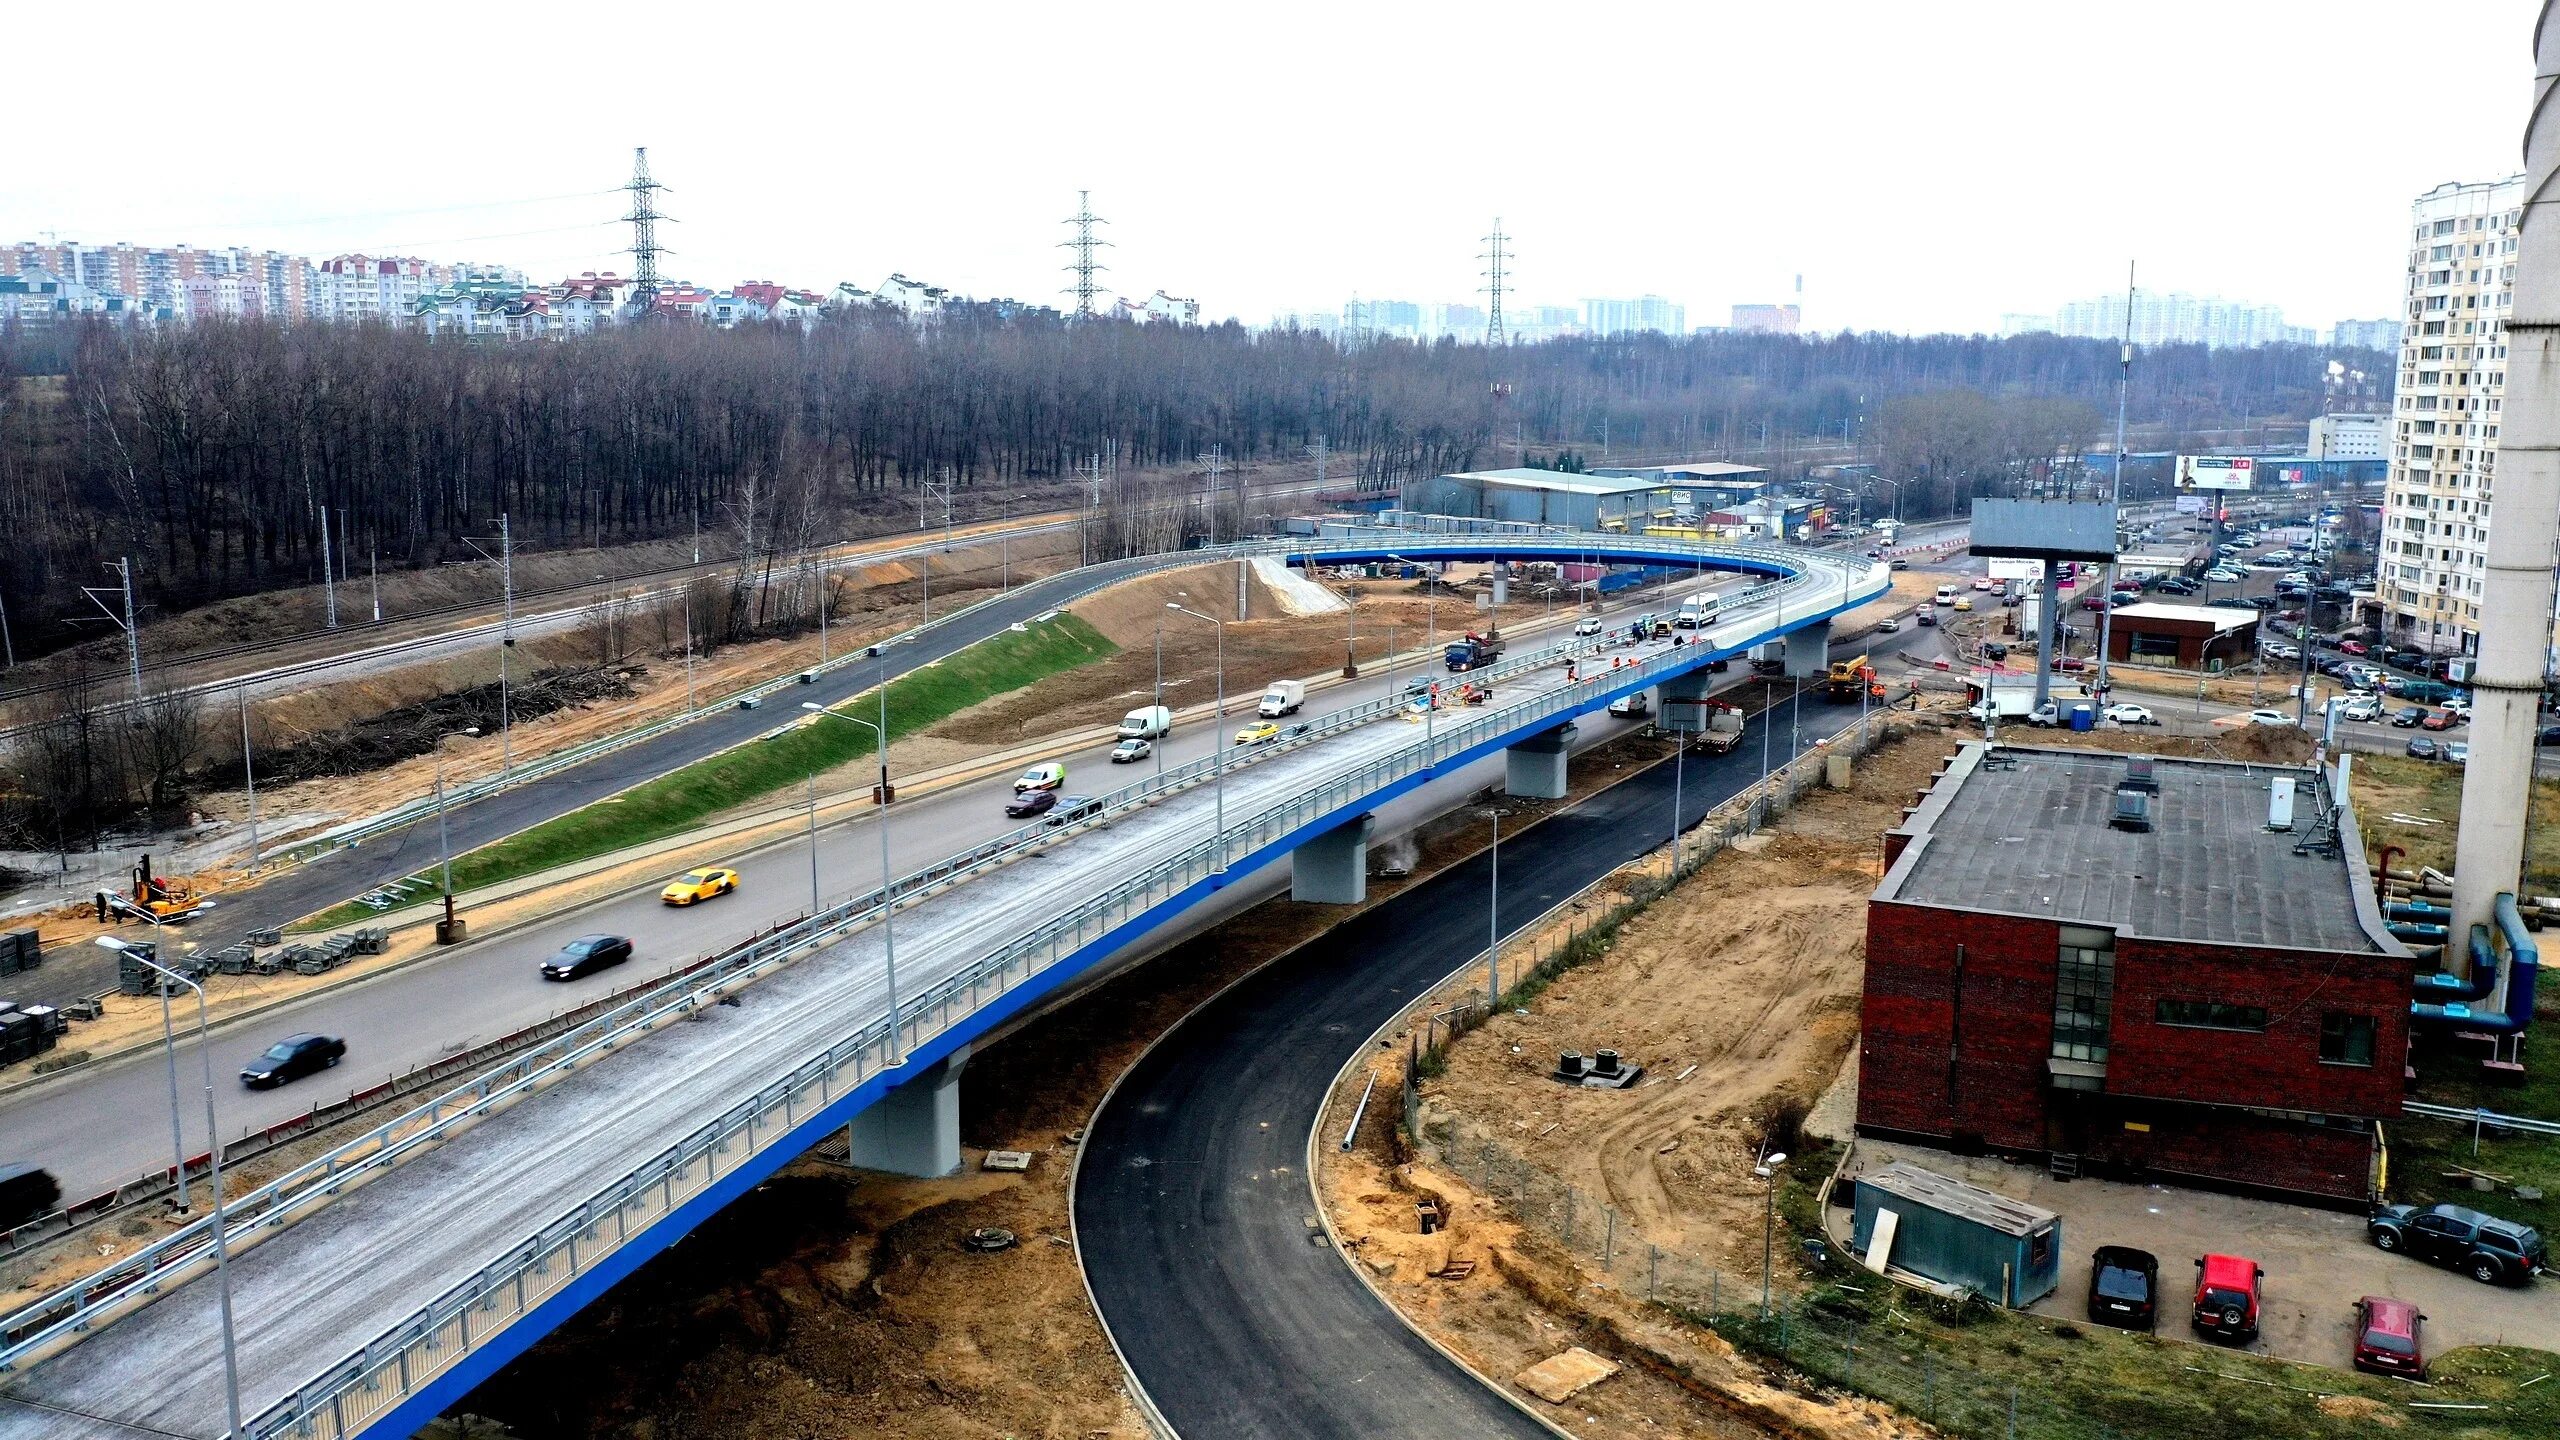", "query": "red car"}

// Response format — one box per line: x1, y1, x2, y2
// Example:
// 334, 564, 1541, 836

2351, 1296, 2426, 1378
2192, 1253, 2263, 1343
2421, 709, 2460, 732
2339, 640, 2369, 656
